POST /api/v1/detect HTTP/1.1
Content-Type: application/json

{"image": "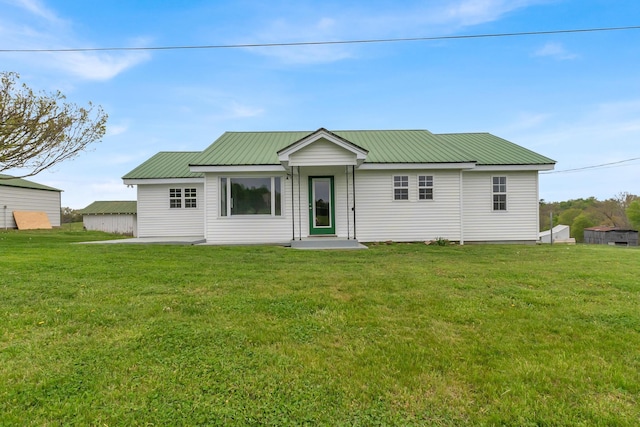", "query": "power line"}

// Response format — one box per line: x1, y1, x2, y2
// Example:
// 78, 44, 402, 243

1, 25, 640, 53
541, 157, 640, 174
